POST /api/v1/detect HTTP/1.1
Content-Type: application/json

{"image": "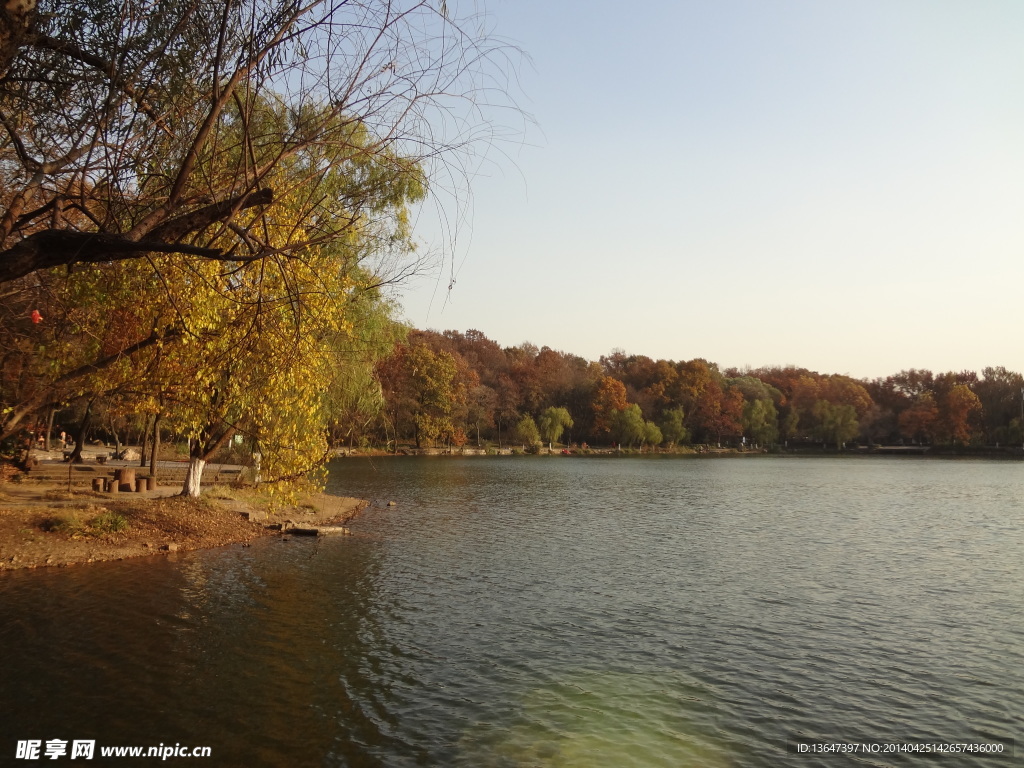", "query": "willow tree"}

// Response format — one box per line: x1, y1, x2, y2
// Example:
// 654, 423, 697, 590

812, 400, 859, 450
537, 406, 573, 447
140, 98, 426, 497
156, 251, 357, 497
0, 0, 520, 459
323, 284, 405, 450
